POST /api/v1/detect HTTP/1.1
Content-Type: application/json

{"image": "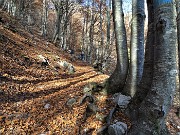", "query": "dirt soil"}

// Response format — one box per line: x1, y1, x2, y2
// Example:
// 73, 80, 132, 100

0, 11, 179, 135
